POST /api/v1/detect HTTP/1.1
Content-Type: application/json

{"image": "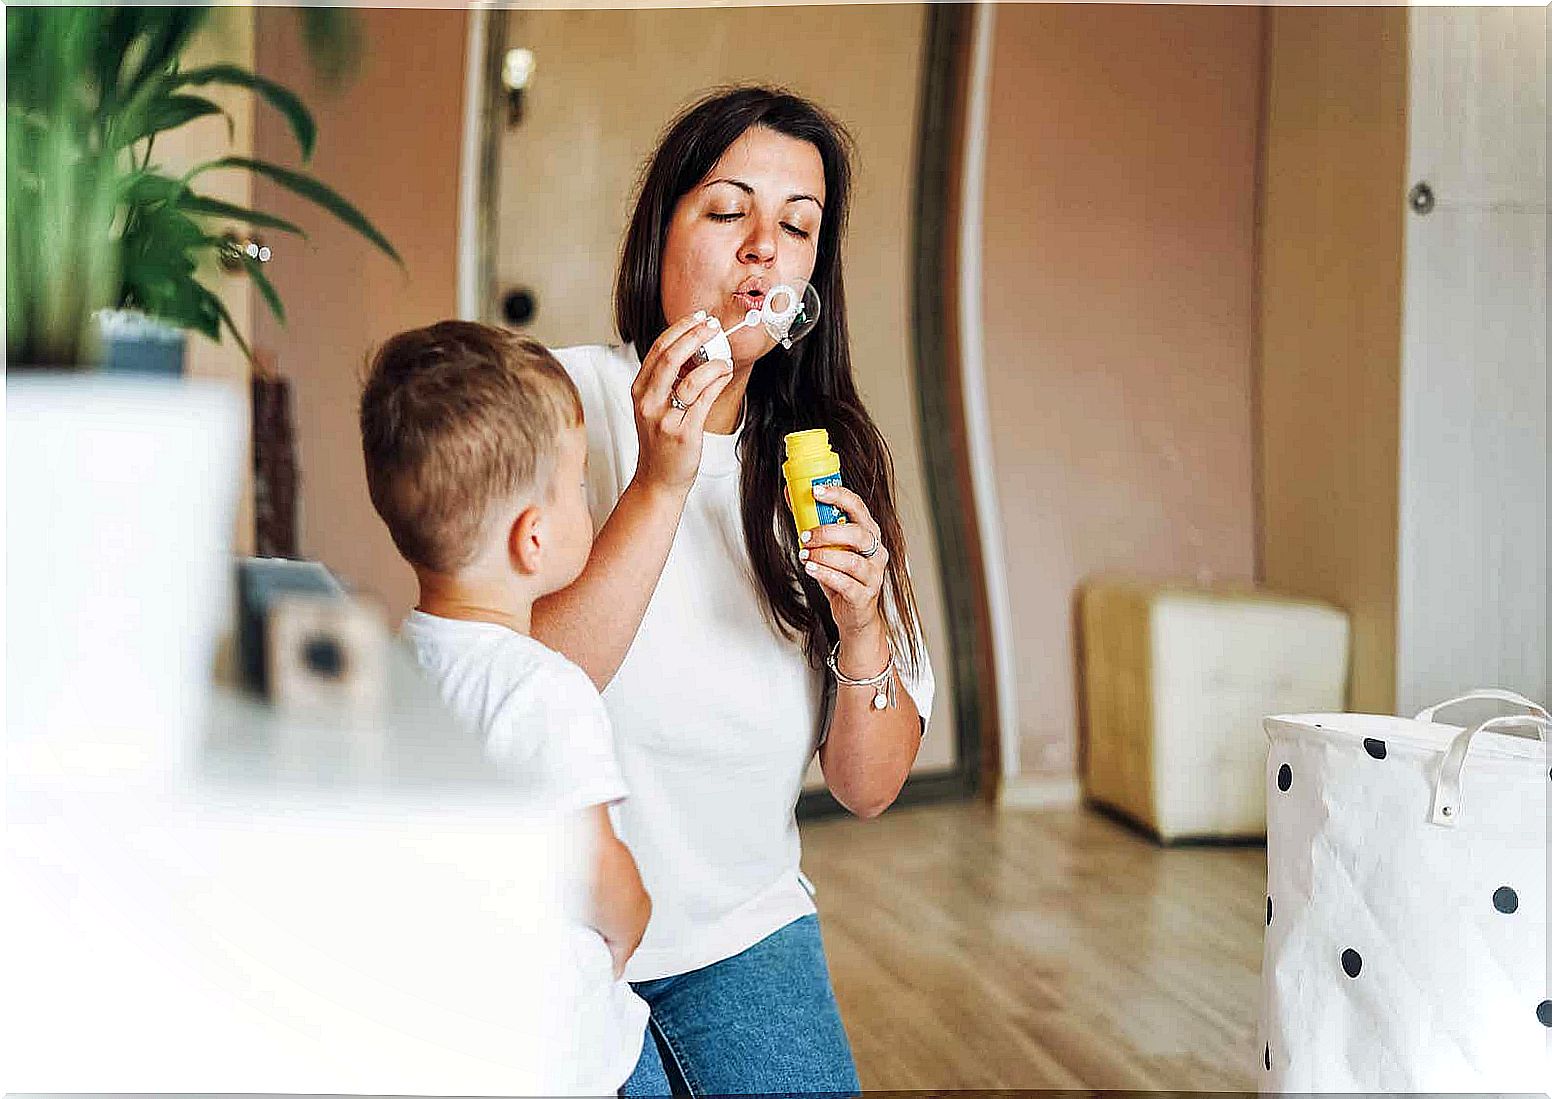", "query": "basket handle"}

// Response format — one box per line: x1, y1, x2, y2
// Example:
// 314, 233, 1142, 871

1428, 714, 1549, 827
1414, 688, 1548, 724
